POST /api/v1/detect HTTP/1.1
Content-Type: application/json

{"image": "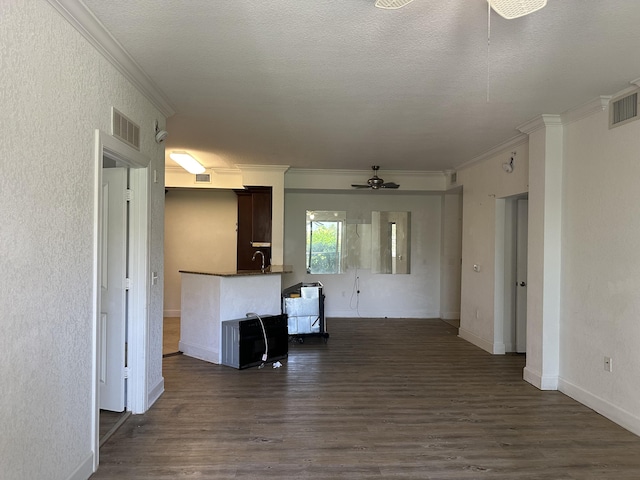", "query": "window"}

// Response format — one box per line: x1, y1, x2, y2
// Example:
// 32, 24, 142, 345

306, 211, 346, 274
